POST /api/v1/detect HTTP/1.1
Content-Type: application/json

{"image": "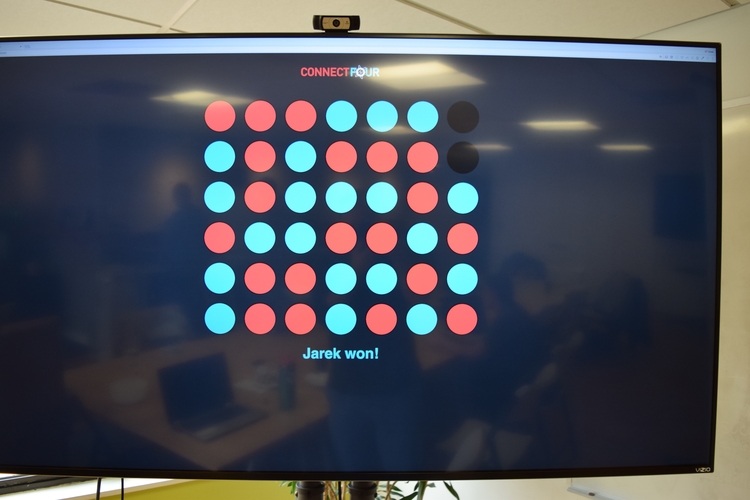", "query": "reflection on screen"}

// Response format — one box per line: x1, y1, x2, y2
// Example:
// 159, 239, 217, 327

0, 44, 718, 477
